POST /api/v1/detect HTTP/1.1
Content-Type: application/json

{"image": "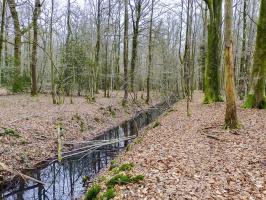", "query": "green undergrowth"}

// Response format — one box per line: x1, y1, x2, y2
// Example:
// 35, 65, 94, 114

84, 162, 144, 200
